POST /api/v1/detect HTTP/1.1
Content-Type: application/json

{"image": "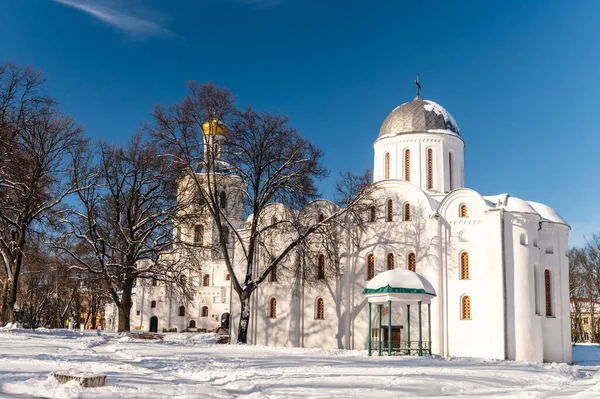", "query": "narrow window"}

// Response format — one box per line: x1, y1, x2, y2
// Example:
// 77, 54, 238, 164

449, 152, 453, 190
460, 252, 469, 280
427, 148, 433, 190
367, 254, 375, 280
318, 212, 325, 223
403, 202, 411, 222
386, 200, 393, 222
194, 225, 204, 244
404, 149, 410, 182
384, 152, 390, 179
269, 262, 278, 282
545, 269, 552, 316
369, 206, 376, 223
534, 266, 540, 315
178, 306, 185, 317
461, 296, 471, 320
201, 306, 208, 317
520, 234, 528, 246
317, 254, 325, 280
387, 253, 394, 270
459, 204, 467, 218
222, 226, 230, 245
151, 278, 157, 287
315, 298, 324, 320
407, 252, 416, 272
219, 191, 227, 209
225, 273, 231, 281
203, 274, 210, 287
180, 274, 187, 284
151, 300, 156, 308
271, 216, 278, 225
269, 298, 277, 318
